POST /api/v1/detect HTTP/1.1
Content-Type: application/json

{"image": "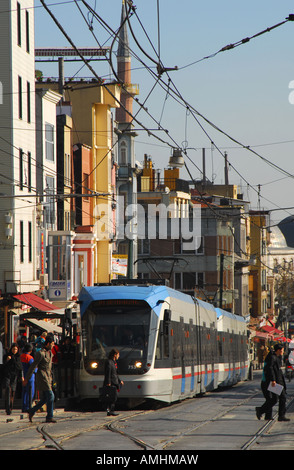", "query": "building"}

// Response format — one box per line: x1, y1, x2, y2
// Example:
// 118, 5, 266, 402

56, 105, 73, 232
0, 0, 37, 294
36, 78, 121, 286
115, 0, 139, 278
73, 143, 95, 292
249, 210, 270, 318
137, 163, 251, 317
